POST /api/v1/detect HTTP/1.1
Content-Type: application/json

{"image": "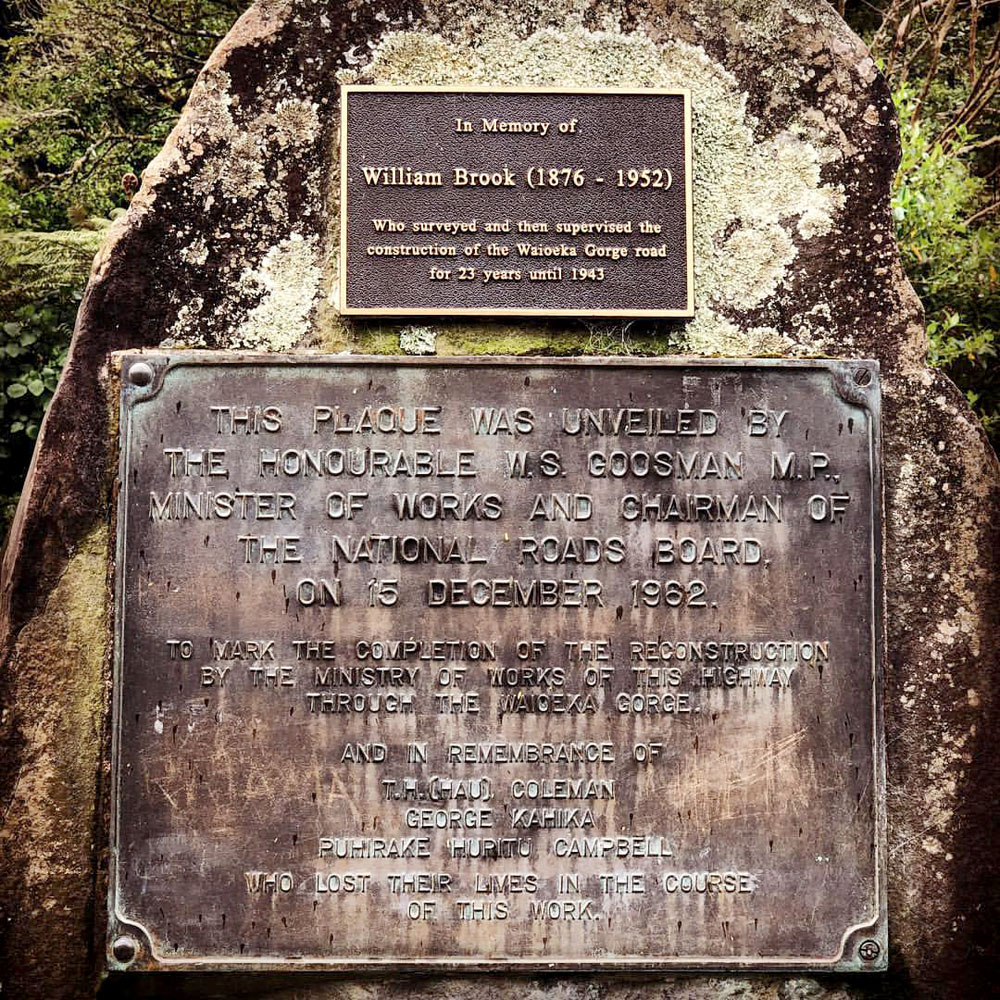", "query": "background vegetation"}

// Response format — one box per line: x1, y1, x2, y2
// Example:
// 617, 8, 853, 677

0, 0, 997, 537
